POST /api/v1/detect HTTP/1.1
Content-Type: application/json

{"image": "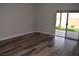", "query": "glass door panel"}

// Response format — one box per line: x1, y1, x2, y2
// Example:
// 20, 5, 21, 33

66, 13, 79, 40
55, 12, 67, 37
